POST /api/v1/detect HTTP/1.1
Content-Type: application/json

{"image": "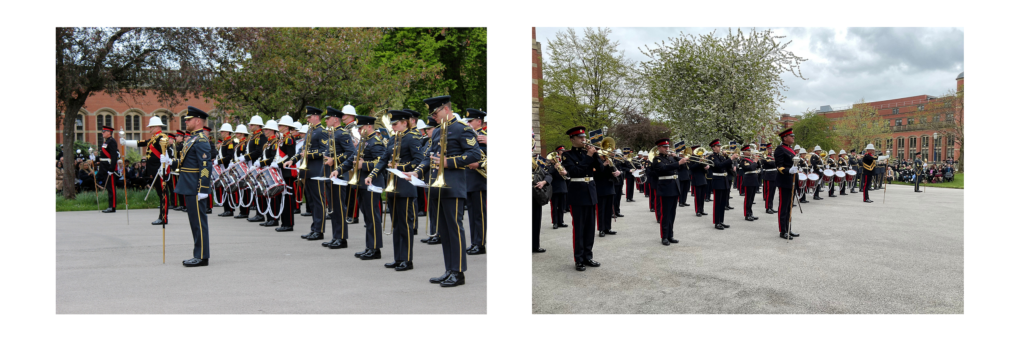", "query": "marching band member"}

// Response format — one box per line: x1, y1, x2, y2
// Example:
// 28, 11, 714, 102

773, 128, 800, 240
838, 149, 849, 195
797, 148, 810, 204
739, 145, 760, 221
322, 106, 359, 248
652, 138, 685, 245
464, 108, 488, 255
98, 126, 120, 213
708, 139, 737, 230
861, 144, 877, 203
595, 144, 619, 237
373, 109, 425, 270
675, 142, 691, 208
811, 145, 824, 200
216, 123, 235, 217
760, 143, 777, 214
232, 125, 250, 219
255, 120, 282, 228
533, 149, 552, 253
354, 115, 387, 261
689, 144, 710, 218
242, 116, 266, 222
123, 117, 170, 224
163, 107, 213, 266
549, 146, 569, 229
623, 147, 636, 203
826, 150, 838, 197
286, 107, 328, 241
562, 126, 603, 272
